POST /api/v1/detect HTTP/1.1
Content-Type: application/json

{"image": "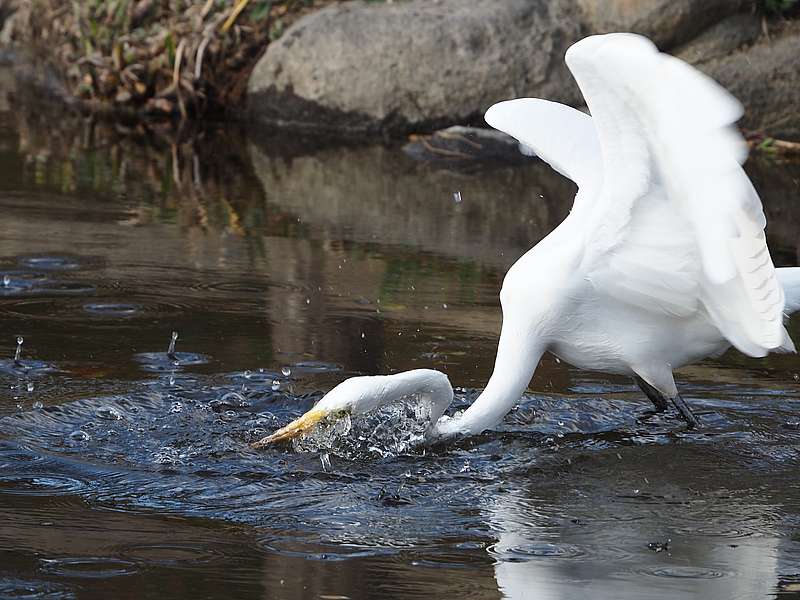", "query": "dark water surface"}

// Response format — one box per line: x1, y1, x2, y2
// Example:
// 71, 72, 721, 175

1, 68, 800, 600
